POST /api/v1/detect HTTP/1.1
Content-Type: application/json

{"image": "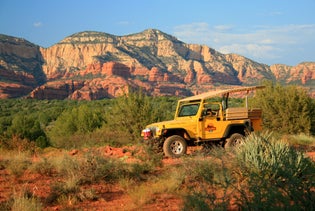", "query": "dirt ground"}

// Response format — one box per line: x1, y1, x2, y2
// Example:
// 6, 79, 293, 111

0, 146, 314, 211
